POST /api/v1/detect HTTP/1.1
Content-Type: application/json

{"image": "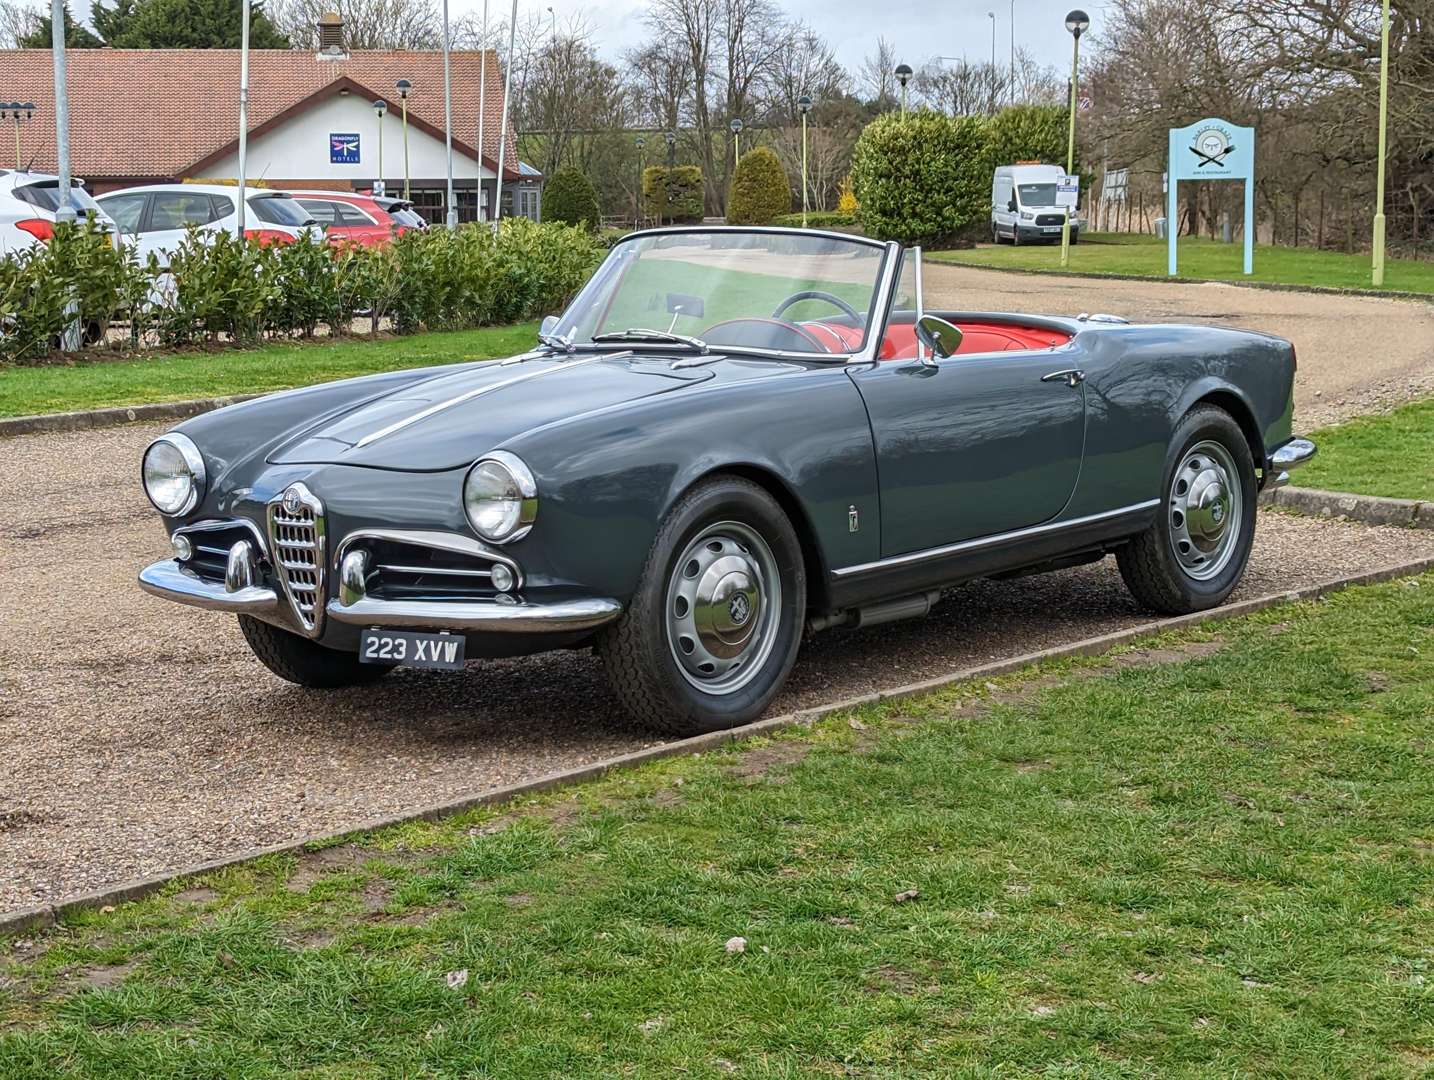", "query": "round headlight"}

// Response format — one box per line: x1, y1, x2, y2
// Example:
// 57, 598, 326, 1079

141, 433, 206, 516
463, 451, 537, 543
